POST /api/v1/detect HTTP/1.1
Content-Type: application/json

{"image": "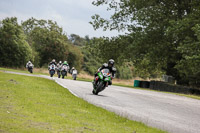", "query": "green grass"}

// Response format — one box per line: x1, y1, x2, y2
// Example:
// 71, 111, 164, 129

172, 93, 200, 100
0, 72, 166, 133
0, 67, 49, 76
0, 67, 28, 73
